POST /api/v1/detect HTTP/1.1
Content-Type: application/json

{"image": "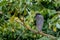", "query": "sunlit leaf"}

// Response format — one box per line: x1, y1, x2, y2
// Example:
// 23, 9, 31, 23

53, 26, 57, 32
